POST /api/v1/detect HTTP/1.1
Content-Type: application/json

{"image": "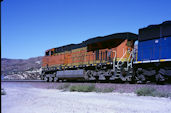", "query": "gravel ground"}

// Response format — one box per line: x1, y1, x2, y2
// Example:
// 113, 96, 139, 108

1, 82, 171, 113
5, 81, 170, 93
